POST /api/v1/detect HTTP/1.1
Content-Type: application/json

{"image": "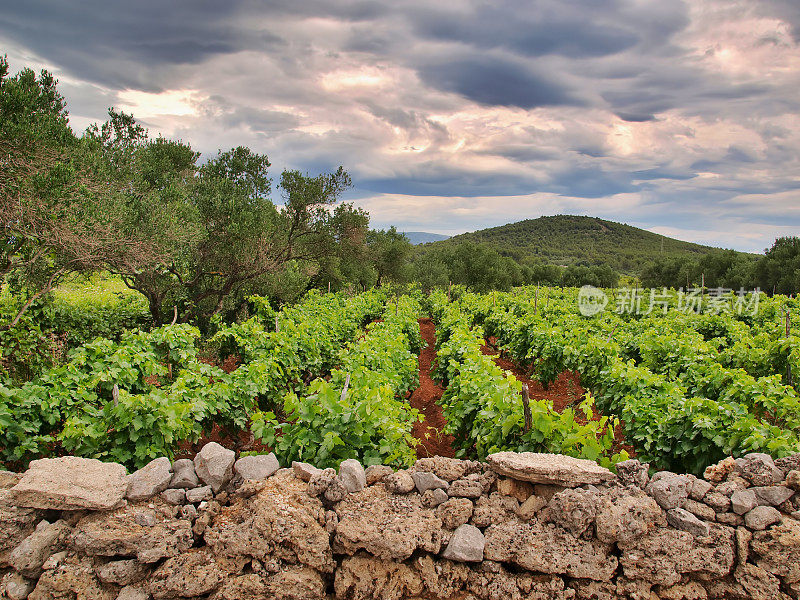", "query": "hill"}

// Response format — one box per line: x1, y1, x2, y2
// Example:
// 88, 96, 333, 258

441, 215, 748, 273
402, 231, 450, 245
